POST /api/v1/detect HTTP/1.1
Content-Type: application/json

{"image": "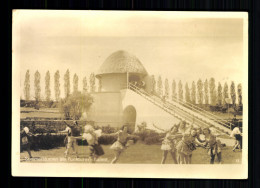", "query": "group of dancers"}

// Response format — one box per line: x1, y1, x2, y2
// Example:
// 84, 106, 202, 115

156, 120, 222, 164
59, 121, 133, 164
20, 119, 242, 164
